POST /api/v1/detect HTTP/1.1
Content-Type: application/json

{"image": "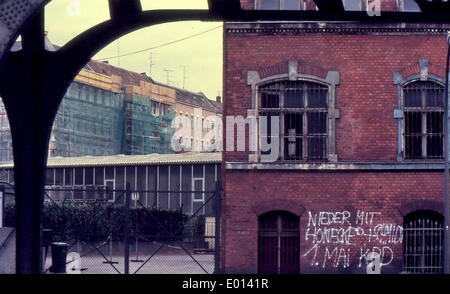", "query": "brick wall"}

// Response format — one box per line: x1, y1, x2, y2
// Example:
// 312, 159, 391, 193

224, 31, 448, 162
222, 22, 449, 274
221, 170, 444, 273
239, 0, 400, 11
